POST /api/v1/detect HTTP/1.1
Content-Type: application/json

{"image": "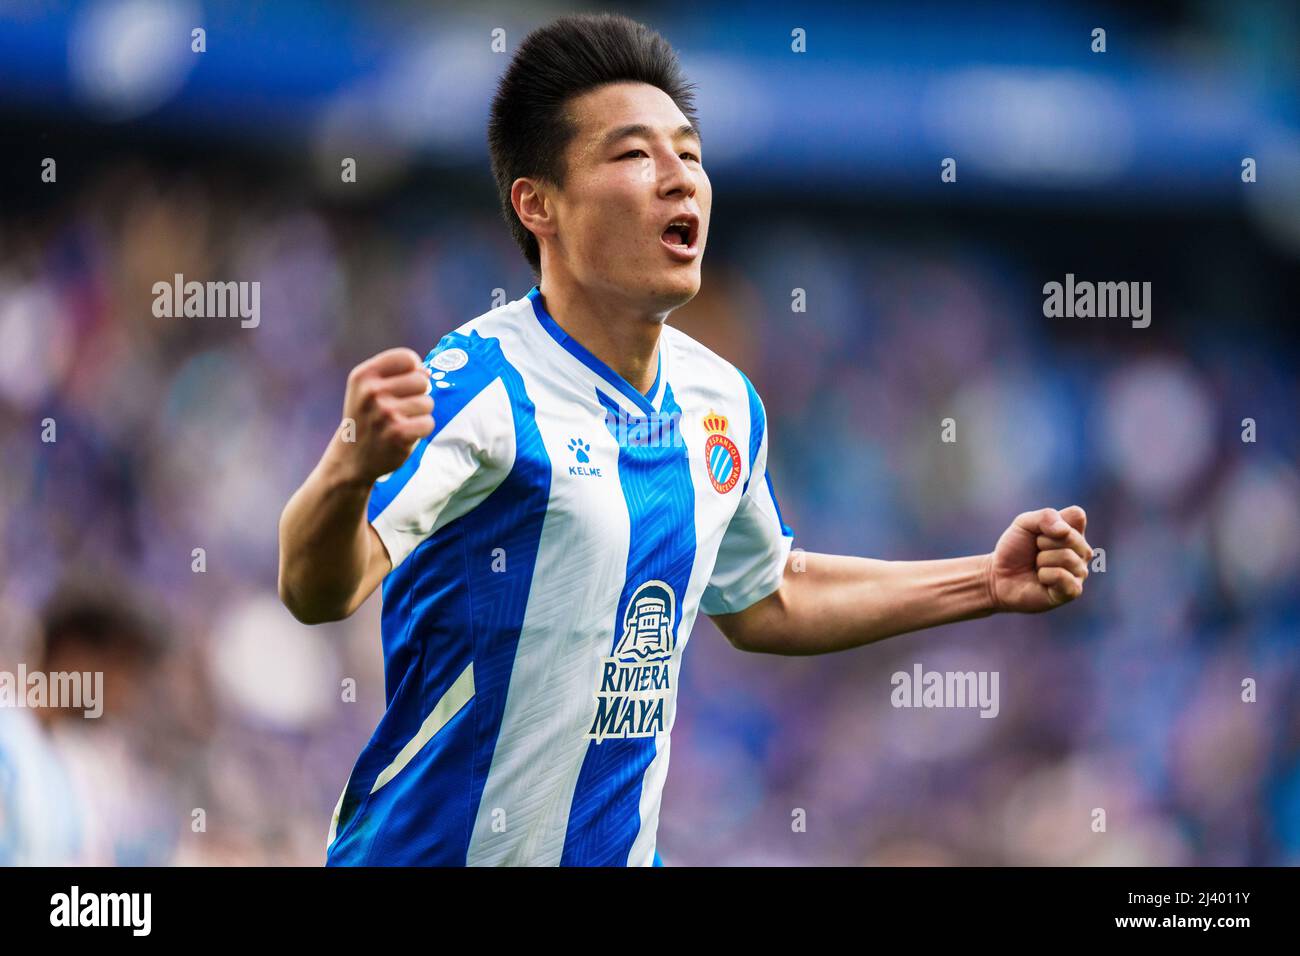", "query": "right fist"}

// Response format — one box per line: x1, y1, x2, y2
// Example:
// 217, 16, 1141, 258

330, 347, 435, 485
